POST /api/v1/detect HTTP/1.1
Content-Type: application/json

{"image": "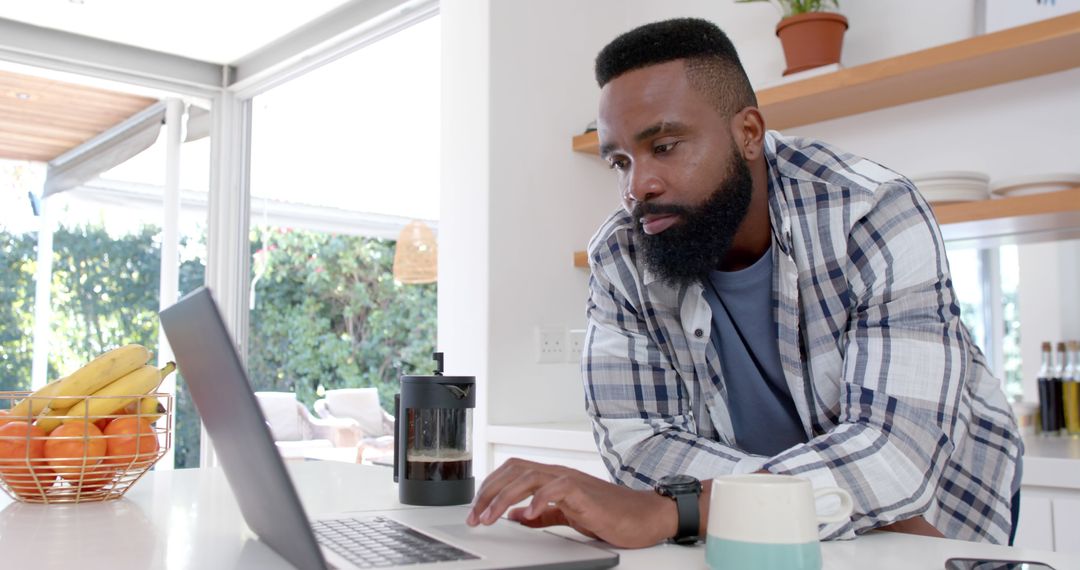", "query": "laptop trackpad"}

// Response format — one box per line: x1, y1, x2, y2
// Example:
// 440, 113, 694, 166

429, 522, 615, 564
432, 522, 536, 542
